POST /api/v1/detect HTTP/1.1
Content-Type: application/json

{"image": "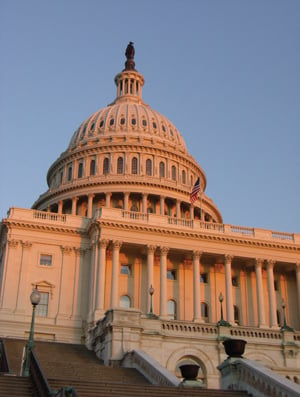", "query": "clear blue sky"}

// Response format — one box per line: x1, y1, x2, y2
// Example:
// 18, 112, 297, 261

1, 0, 299, 233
